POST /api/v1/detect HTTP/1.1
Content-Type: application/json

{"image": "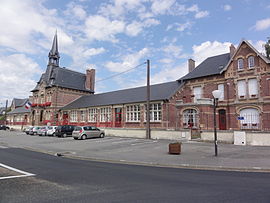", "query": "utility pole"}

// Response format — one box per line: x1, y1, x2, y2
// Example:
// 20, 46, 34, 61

146, 59, 151, 139
4, 100, 8, 125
